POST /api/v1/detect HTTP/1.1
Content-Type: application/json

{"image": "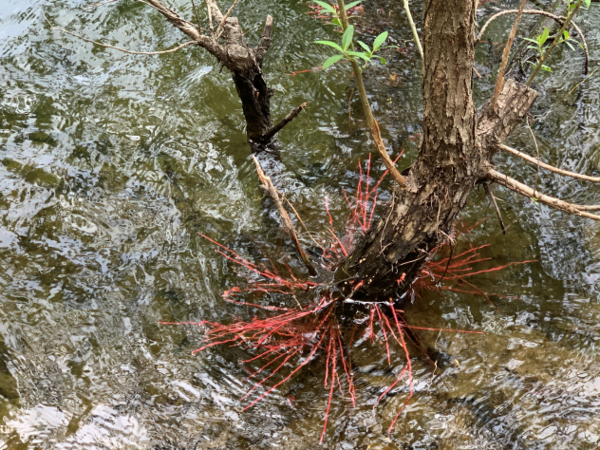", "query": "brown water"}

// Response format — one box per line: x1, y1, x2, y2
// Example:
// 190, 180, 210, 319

0, 0, 599, 448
